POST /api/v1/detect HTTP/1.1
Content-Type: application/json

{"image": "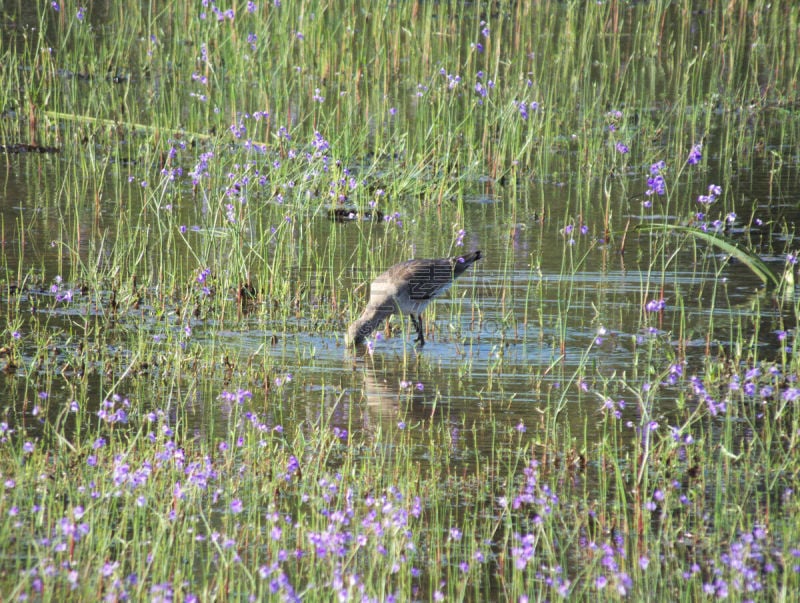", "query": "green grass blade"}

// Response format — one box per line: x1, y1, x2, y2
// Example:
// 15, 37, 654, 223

636, 223, 782, 289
